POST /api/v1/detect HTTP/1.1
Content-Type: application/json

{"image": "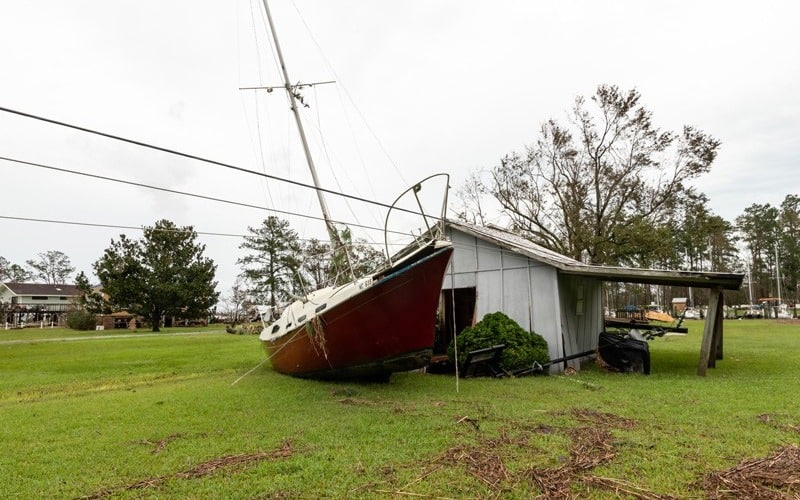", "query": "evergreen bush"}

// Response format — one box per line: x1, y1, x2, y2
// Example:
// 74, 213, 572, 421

66, 309, 97, 331
447, 311, 549, 372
